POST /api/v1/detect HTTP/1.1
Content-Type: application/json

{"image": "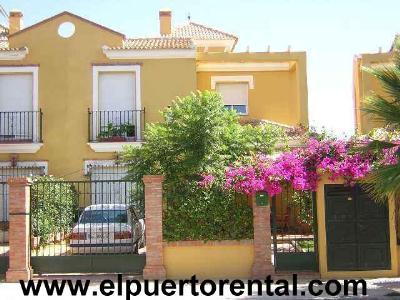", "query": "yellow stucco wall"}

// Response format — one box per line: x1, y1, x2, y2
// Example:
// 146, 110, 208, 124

163, 240, 254, 279
0, 12, 308, 180
0, 12, 196, 180
354, 52, 392, 134
197, 52, 308, 126
316, 176, 399, 279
